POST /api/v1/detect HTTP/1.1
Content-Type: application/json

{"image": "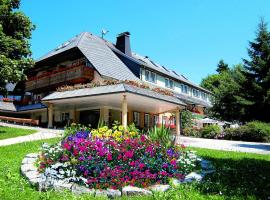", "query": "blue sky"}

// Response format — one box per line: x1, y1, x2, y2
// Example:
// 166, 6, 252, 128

21, 0, 270, 84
